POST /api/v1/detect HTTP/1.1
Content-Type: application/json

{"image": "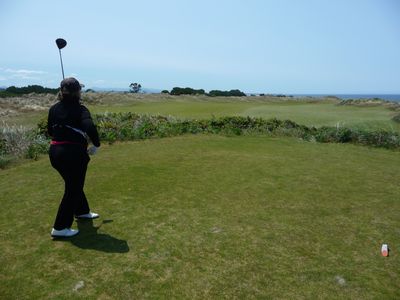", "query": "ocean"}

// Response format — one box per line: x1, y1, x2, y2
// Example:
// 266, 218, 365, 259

293, 94, 400, 102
